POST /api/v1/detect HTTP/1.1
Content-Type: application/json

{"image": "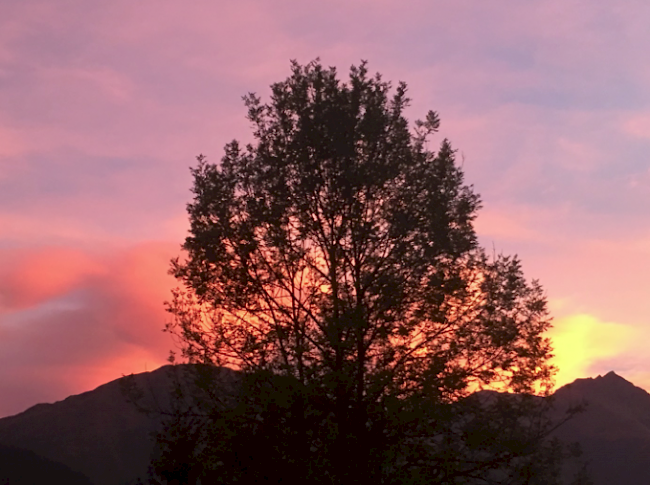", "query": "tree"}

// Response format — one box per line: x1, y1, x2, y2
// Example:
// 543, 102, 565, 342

158, 60, 586, 484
